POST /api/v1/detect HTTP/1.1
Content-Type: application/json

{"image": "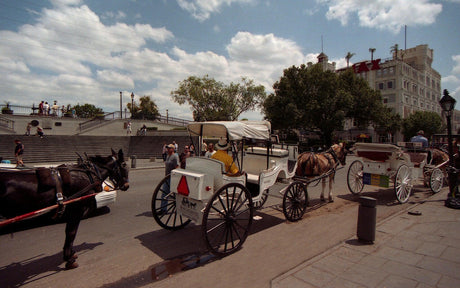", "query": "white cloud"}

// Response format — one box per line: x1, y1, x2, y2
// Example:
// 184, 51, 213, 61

176, 0, 255, 21
318, 0, 442, 33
